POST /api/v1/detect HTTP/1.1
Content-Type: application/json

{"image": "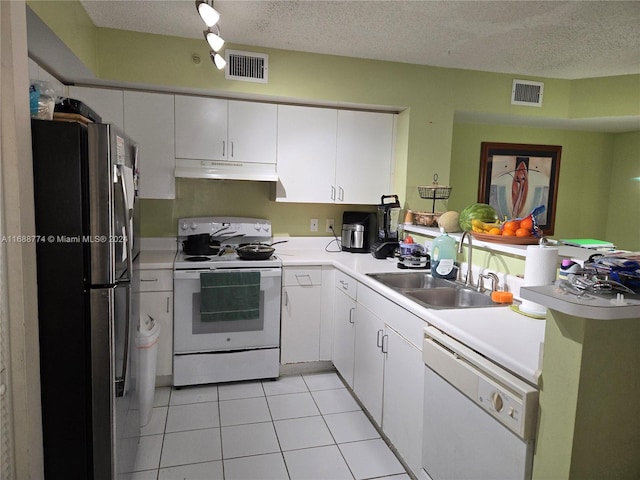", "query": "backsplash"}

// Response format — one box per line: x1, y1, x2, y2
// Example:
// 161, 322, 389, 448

138, 178, 375, 237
